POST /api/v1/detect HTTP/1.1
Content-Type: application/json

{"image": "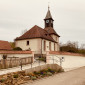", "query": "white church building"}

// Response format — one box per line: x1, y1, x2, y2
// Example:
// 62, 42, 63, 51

15, 7, 60, 56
